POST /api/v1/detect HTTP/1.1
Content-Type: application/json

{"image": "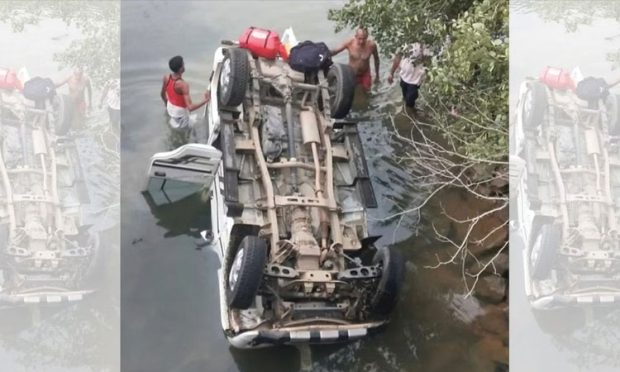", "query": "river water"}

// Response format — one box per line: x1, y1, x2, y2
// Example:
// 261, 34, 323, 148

122, 1, 505, 371
0, 12, 120, 372
511, 1, 620, 371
